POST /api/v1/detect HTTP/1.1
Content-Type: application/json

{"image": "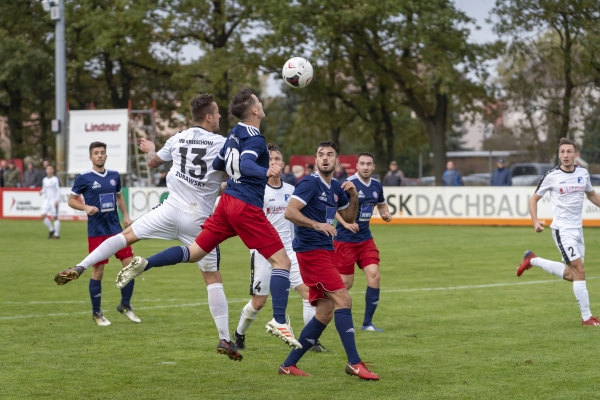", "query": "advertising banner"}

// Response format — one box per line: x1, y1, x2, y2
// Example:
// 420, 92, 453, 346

128, 187, 170, 220
371, 187, 600, 226
68, 109, 129, 174
1, 188, 88, 220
